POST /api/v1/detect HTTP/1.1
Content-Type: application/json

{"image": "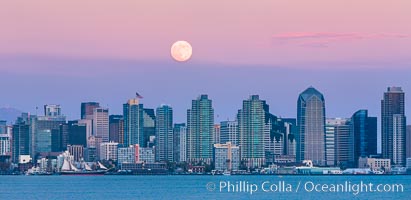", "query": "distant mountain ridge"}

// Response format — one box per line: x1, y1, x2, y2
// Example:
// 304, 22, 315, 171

0, 107, 23, 124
